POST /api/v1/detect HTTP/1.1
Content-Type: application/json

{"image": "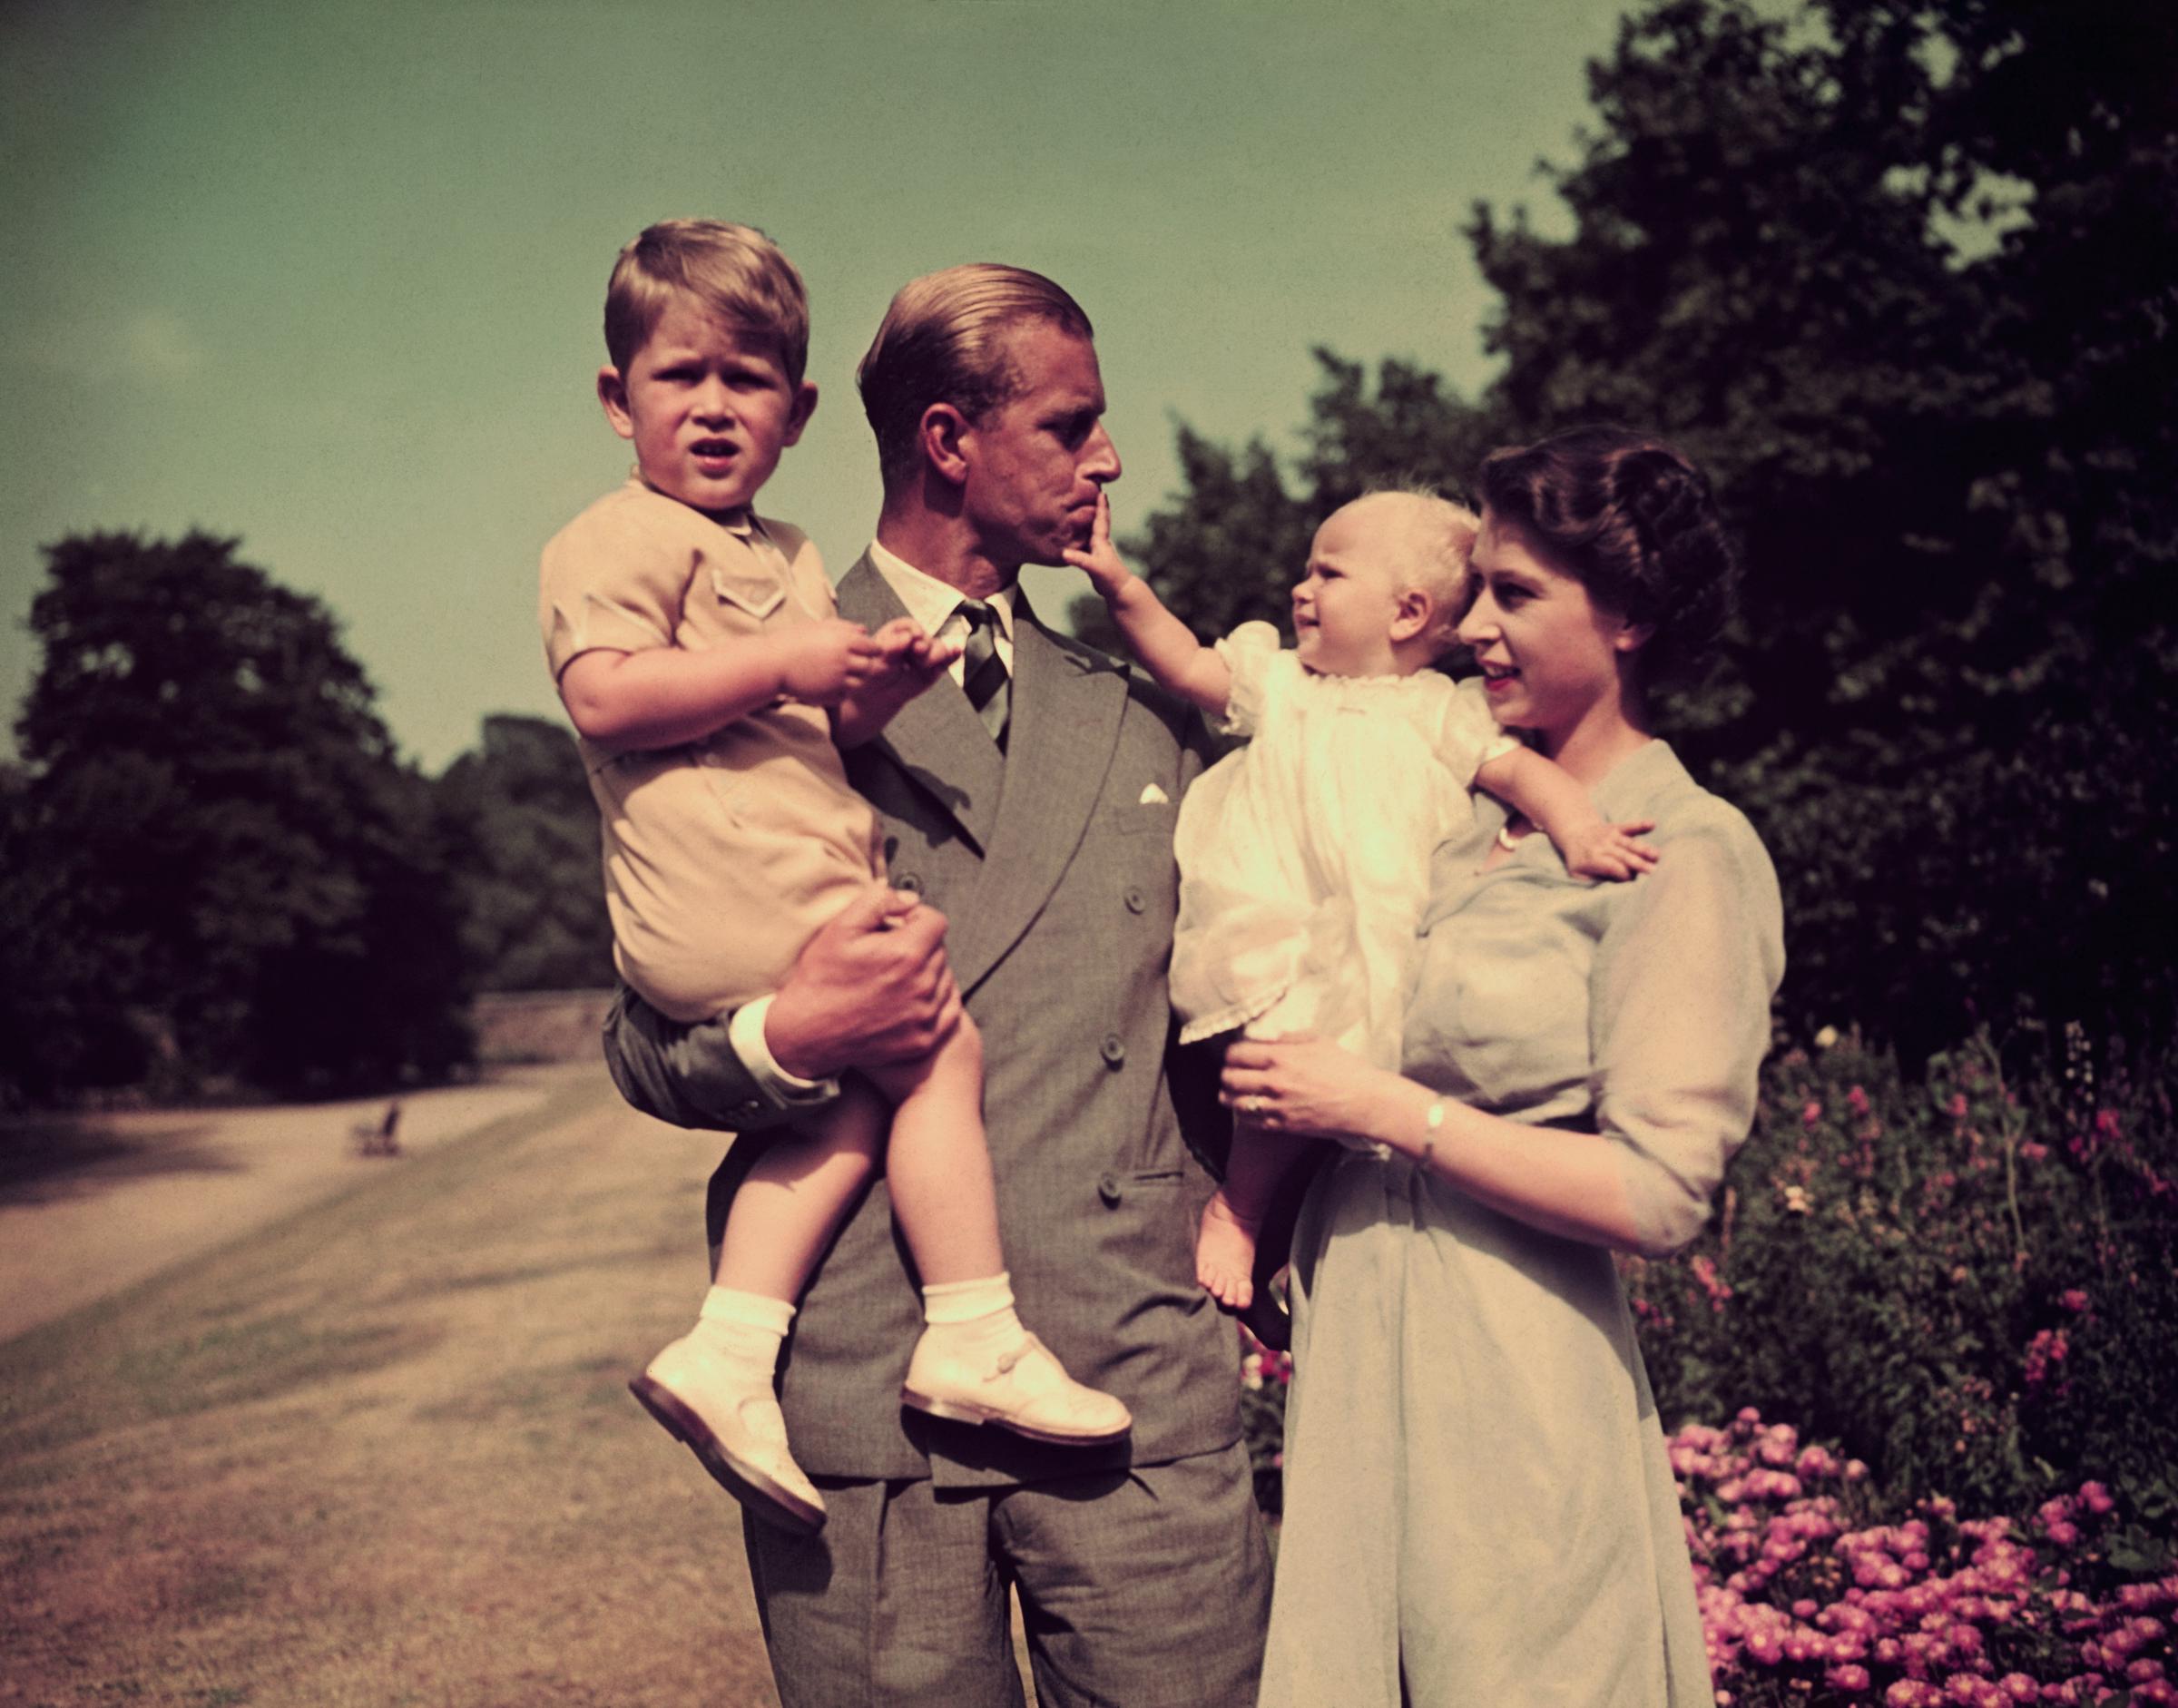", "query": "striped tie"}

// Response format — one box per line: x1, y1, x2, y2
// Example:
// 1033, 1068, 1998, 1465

957, 600, 1010, 751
